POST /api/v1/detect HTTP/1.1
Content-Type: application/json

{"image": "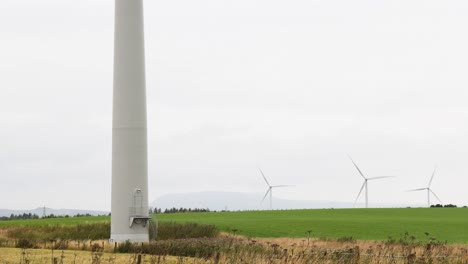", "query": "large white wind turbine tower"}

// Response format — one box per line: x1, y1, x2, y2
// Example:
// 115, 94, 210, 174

259, 169, 293, 210
348, 156, 394, 208
408, 167, 442, 208
111, 0, 150, 242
